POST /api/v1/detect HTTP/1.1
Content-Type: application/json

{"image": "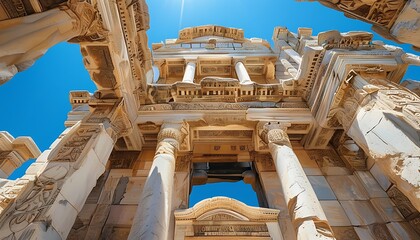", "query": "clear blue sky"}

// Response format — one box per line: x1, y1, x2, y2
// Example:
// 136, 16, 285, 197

0, 0, 418, 207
